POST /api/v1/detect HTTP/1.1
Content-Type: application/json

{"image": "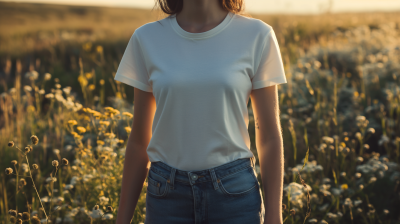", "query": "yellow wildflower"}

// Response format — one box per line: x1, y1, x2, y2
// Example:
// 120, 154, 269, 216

88, 84, 96, 91
86, 108, 94, 114
341, 184, 348, 190
99, 79, 105, 85
125, 127, 131, 133
99, 121, 110, 126
122, 112, 133, 118
77, 126, 86, 133
96, 45, 103, 54
68, 120, 78, 126
27, 105, 35, 113
97, 140, 105, 145
104, 107, 114, 112
104, 133, 115, 138
93, 112, 102, 117
83, 42, 92, 51
115, 92, 122, 99
85, 72, 93, 79
78, 76, 88, 87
